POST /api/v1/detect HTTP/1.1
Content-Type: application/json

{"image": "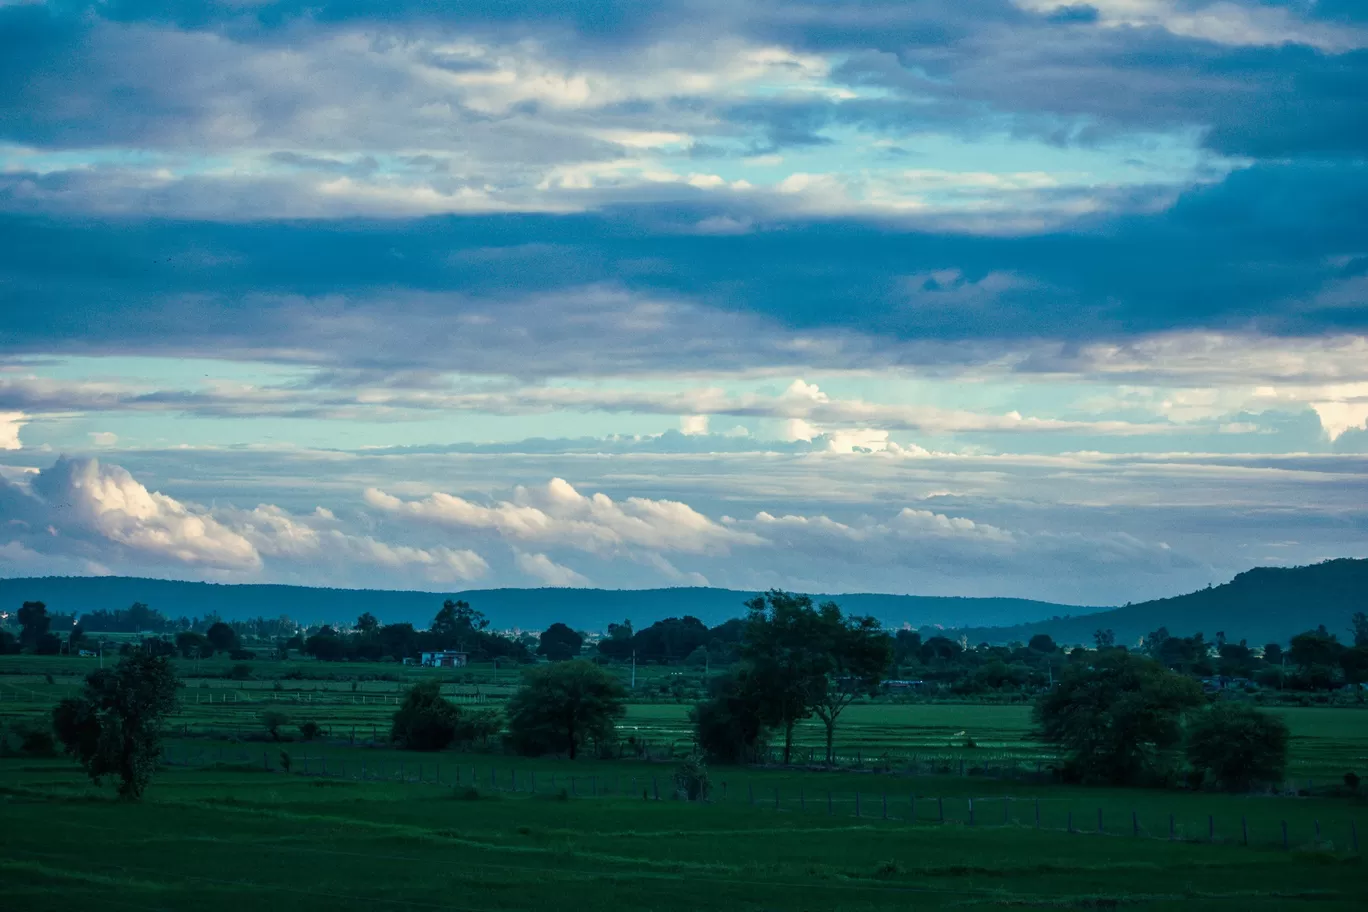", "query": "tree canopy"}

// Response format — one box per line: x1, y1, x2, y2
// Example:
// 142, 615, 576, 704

52, 651, 180, 799
505, 661, 626, 760
1034, 650, 1203, 785
537, 622, 584, 662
